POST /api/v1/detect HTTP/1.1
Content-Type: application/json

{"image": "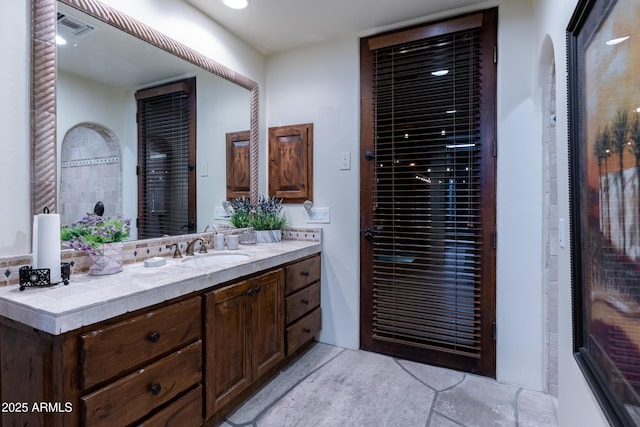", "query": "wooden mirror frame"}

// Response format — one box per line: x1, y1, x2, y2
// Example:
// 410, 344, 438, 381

30, 0, 259, 218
